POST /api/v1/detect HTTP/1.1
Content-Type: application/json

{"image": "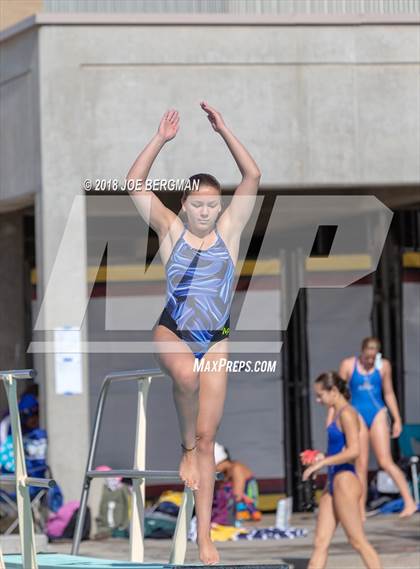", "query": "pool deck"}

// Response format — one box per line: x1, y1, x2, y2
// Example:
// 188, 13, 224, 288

3, 512, 419, 568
